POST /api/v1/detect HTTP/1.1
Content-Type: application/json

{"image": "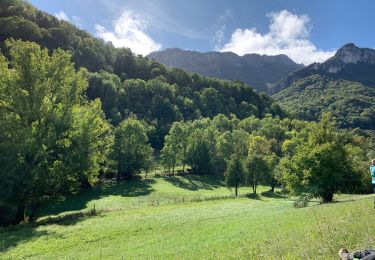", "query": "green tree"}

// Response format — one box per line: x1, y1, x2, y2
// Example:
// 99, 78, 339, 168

0, 40, 112, 224
114, 117, 154, 180
186, 129, 211, 174
246, 135, 271, 194
178, 121, 191, 173
161, 129, 180, 174
280, 113, 362, 202
161, 121, 190, 174
225, 155, 244, 196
